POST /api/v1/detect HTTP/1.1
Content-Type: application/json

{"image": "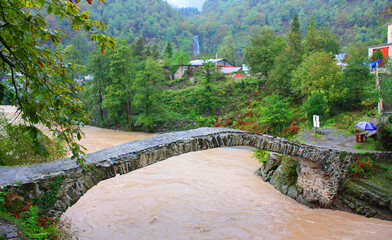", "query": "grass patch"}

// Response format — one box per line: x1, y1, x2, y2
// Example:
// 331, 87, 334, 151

357, 150, 370, 154
371, 161, 392, 189
311, 141, 318, 144
326, 112, 364, 134
297, 140, 307, 144
346, 156, 392, 191
353, 138, 377, 151
252, 149, 269, 164
311, 133, 324, 138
